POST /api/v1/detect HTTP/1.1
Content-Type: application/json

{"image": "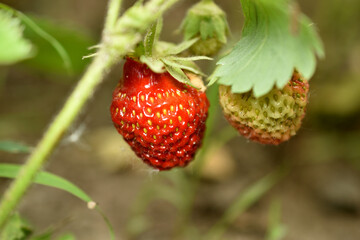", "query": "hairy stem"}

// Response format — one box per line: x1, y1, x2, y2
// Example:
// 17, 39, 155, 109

0, 0, 180, 229
0, 50, 115, 229
105, 0, 123, 30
